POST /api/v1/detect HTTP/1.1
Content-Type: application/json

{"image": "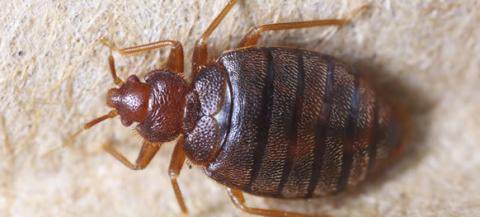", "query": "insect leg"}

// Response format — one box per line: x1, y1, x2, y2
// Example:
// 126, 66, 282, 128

103, 140, 160, 170
99, 38, 184, 74
238, 4, 369, 47
227, 188, 328, 217
168, 136, 189, 214
192, 0, 238, 77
